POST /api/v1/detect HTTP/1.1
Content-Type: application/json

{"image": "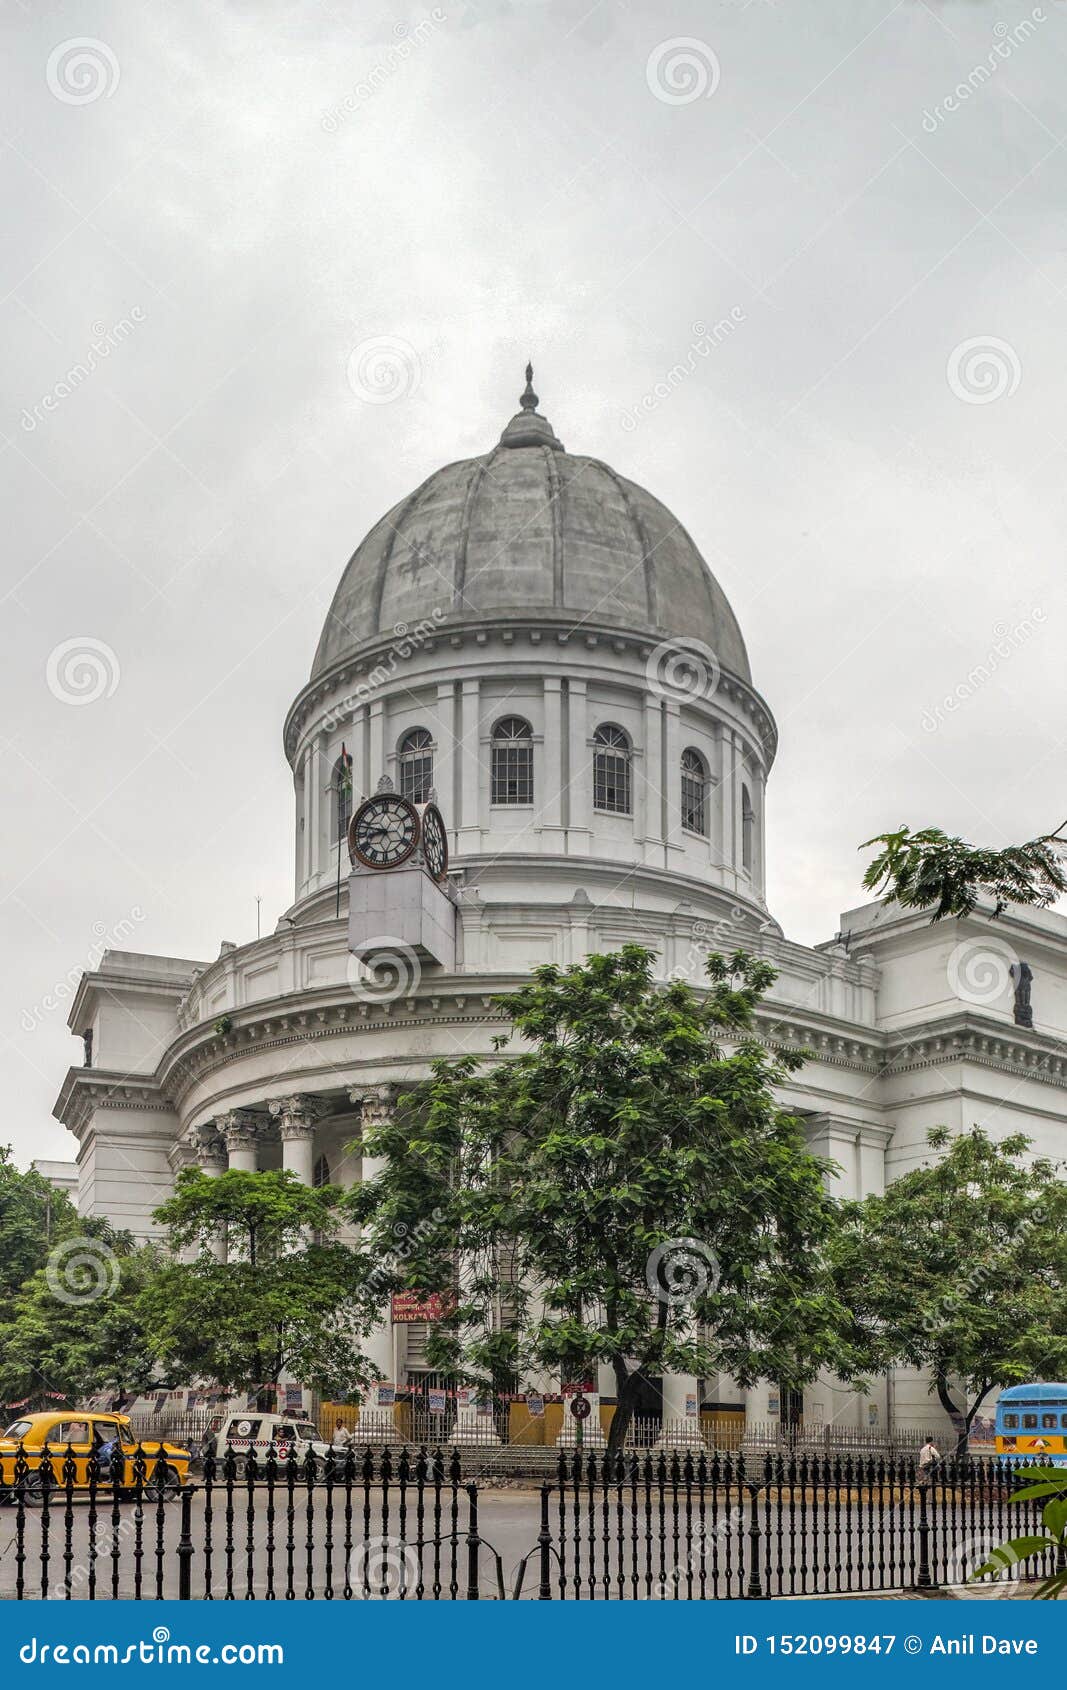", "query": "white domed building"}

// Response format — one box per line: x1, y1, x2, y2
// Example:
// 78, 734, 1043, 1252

56, 372, 1067, 1444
